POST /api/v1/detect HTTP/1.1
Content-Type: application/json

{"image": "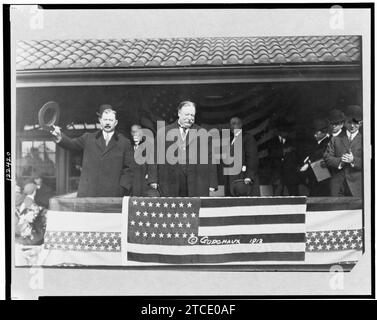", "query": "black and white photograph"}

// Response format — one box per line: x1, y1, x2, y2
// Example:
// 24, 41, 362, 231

2, 3, 374, 300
